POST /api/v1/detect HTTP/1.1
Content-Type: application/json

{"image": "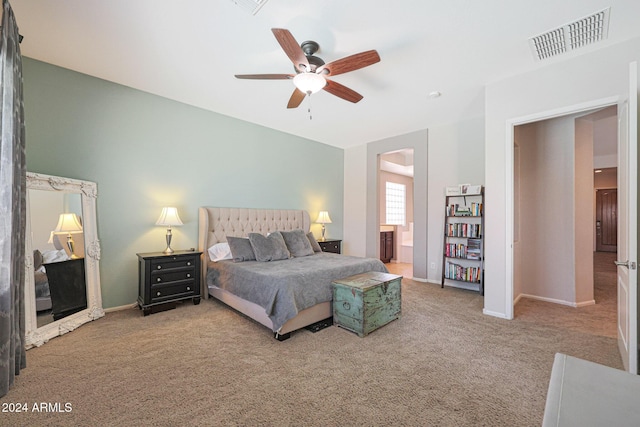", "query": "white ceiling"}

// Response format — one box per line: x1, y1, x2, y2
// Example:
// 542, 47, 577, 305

10, 0, 640, 149
380, 149, 414, 177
